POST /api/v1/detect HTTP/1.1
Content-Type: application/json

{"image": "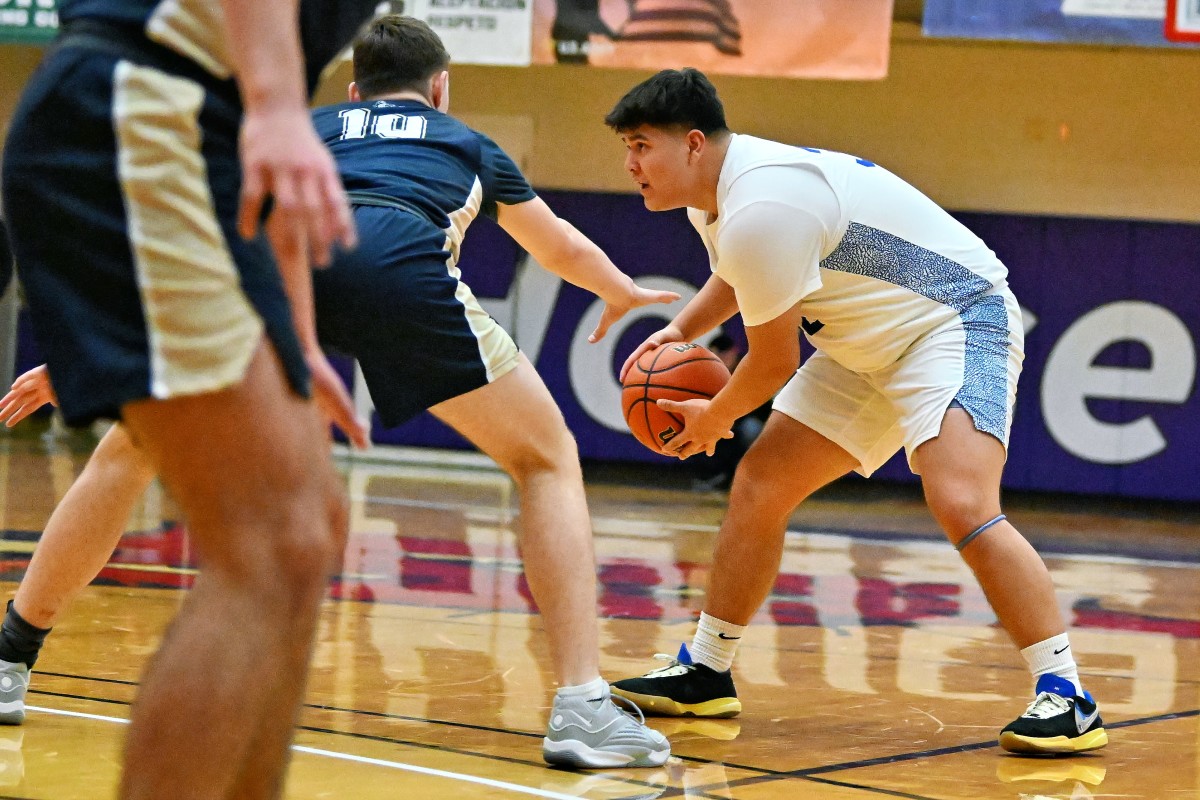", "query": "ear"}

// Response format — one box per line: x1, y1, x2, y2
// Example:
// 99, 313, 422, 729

685, 129, 707, 163
430, 70, 451, 112
348, 81, 362, 102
